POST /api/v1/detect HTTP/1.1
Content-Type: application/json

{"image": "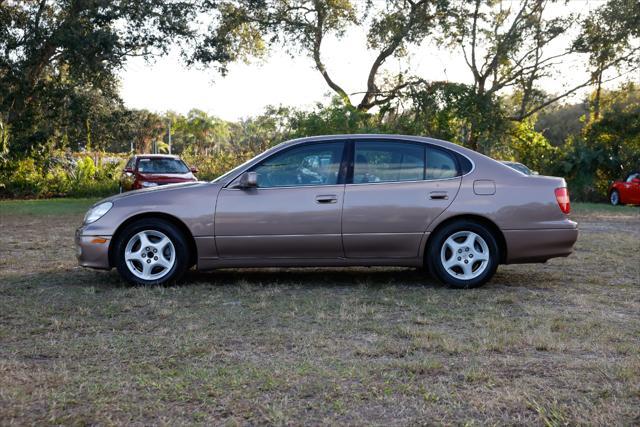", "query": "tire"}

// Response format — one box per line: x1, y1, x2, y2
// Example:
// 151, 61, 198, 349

113, 218, 190, 286
610, 190, 620, 206
427, 220, 499, 289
